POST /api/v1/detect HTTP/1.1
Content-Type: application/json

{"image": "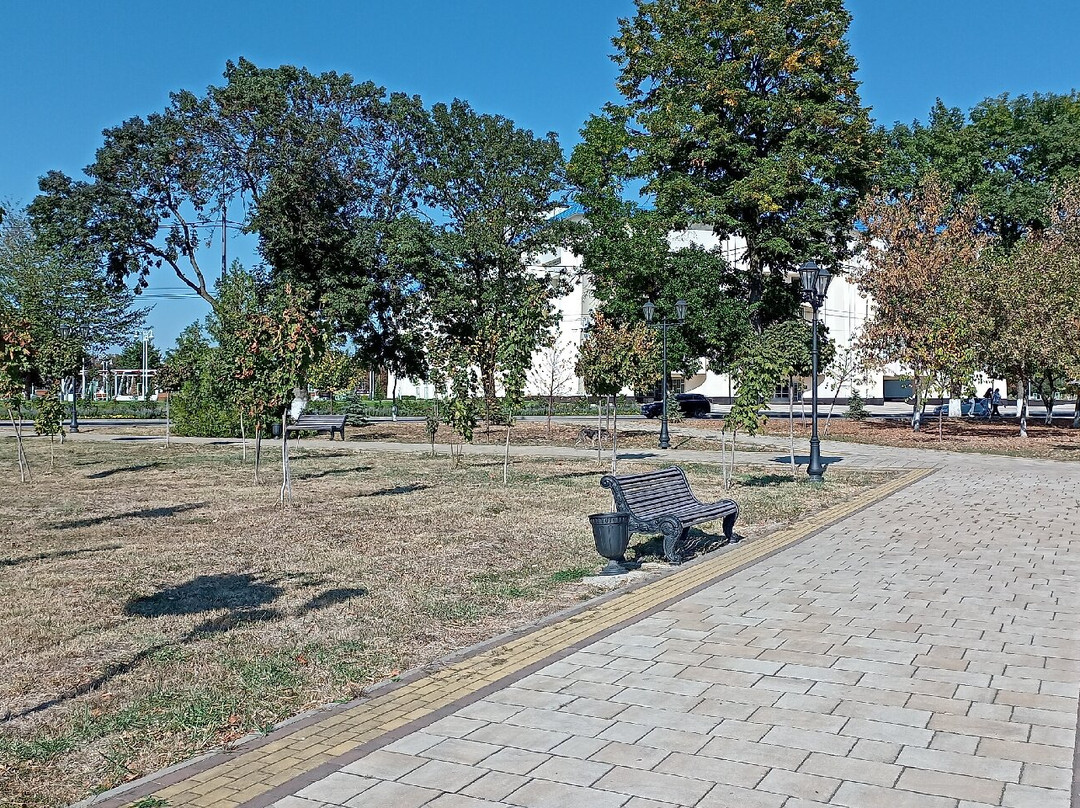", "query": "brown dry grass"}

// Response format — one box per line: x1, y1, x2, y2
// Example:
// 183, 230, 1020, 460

754, 414, 1080, 461
0, 436, 890, 807
347, 418, 767, 452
